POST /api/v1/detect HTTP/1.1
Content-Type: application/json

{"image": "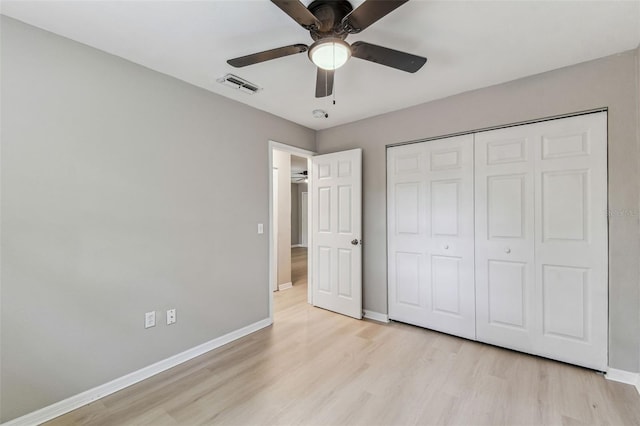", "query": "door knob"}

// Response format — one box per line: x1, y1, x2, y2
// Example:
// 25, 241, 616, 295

351, 239, 360, 246
444, 244, 449, 250
505, 247, 511, 254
